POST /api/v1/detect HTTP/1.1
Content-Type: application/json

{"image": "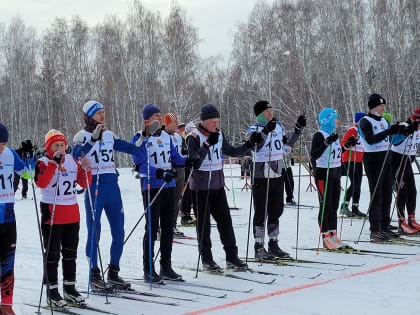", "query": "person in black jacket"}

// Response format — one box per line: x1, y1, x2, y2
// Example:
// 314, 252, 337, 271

187, 104, 262, 272
13, 140, 34, 199
358, 94, 407, 242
